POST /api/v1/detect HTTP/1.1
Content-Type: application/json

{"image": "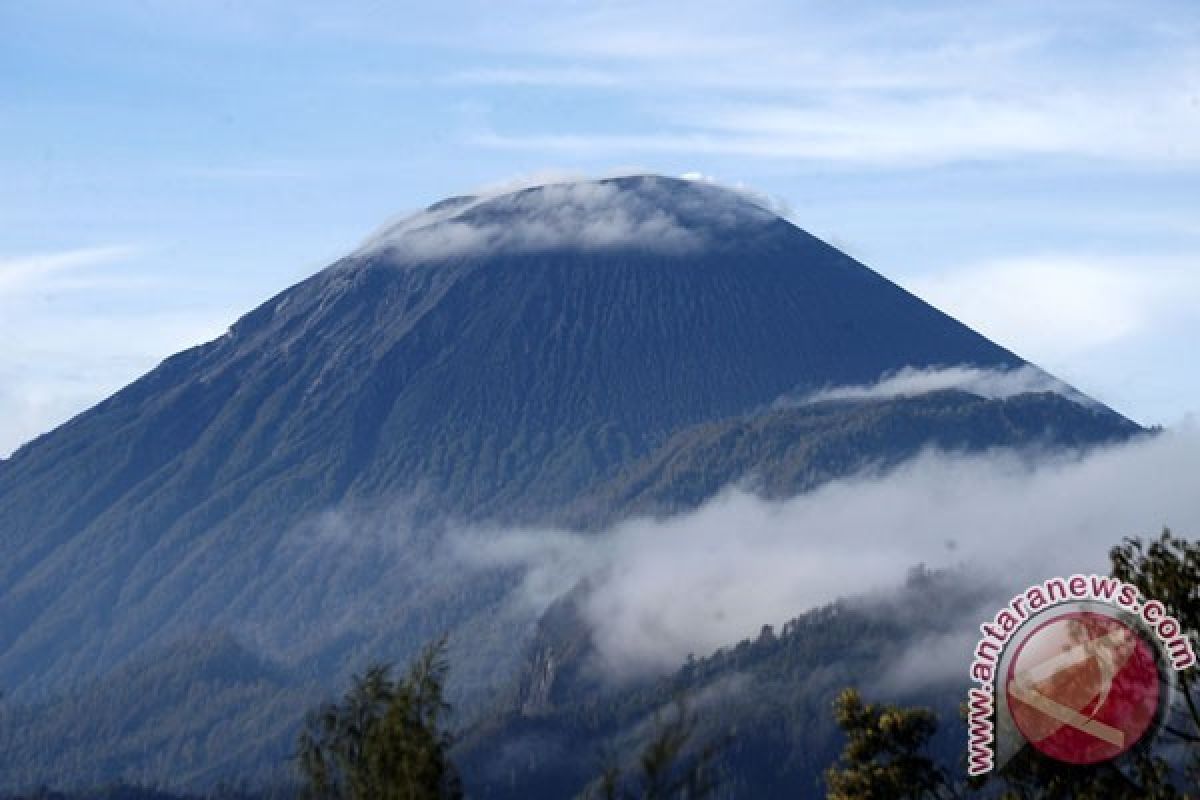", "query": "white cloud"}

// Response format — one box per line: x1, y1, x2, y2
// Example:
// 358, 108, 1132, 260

676, 87, 1200, 165
678, 170, 794, 219
900, 254, 1200, 424
796, 365, 1091, 407
357, 176, 773, 262
907, 256, 1200, 363
0, 245, 144, 295
444, 3, 1200, 167
874, 627, 986, 695
455, 426, 1200, 680
0, 245, 231, 457
0, 312, 229, 458
474, 84, 1200, 165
